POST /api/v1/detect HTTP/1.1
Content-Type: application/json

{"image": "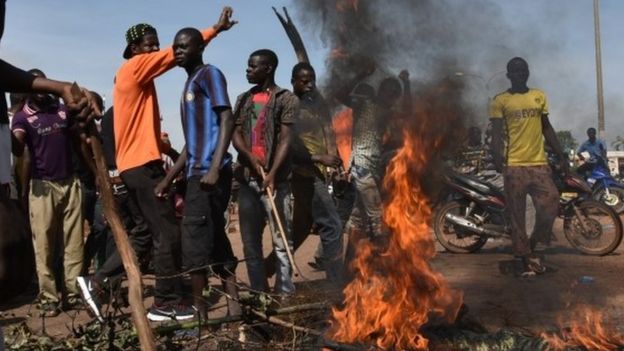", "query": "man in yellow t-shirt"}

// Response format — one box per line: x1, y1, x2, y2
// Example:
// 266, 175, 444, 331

490, 57, 568, 277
